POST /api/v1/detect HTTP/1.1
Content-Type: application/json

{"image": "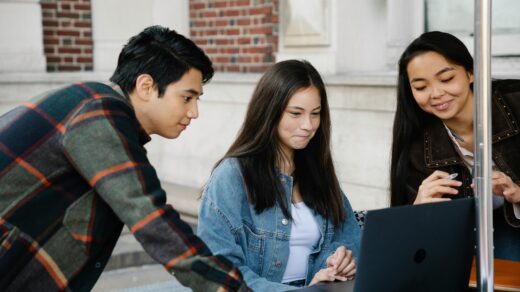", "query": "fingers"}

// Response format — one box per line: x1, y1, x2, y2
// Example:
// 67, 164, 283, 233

336, 250, 353, 275
415, 171, 462, 204
421, 170, 450, 184
310, 268, 337, 285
